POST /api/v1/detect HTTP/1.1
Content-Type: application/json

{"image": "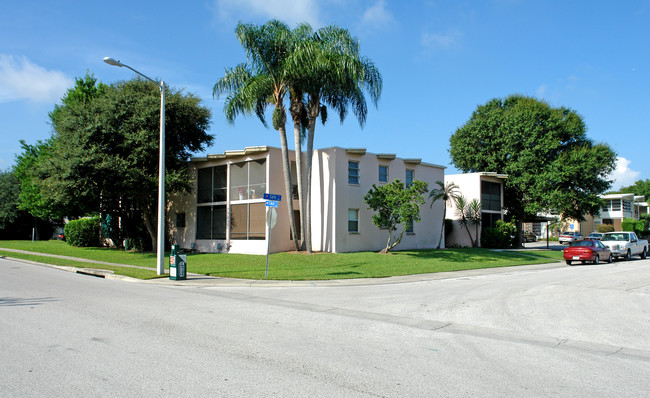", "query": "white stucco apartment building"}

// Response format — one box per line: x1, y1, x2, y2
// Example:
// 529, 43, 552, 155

168, 146, 446, 254
444, 172, 507, 247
